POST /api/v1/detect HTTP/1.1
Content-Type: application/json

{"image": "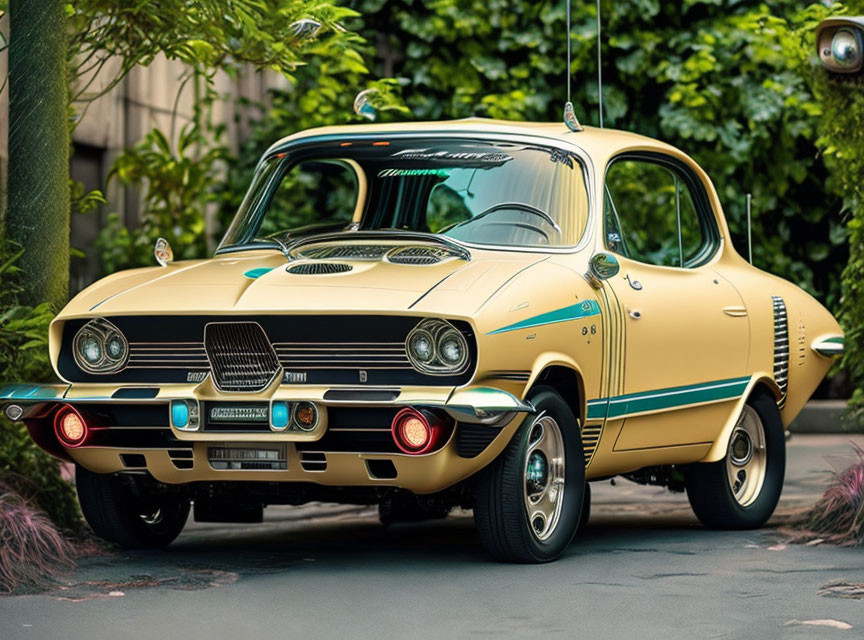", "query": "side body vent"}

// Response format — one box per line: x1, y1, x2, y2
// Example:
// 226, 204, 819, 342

287, 262, 353, 275
581, 424, 603, 466
204, 322, 280, 392
772, 295, 789, 409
